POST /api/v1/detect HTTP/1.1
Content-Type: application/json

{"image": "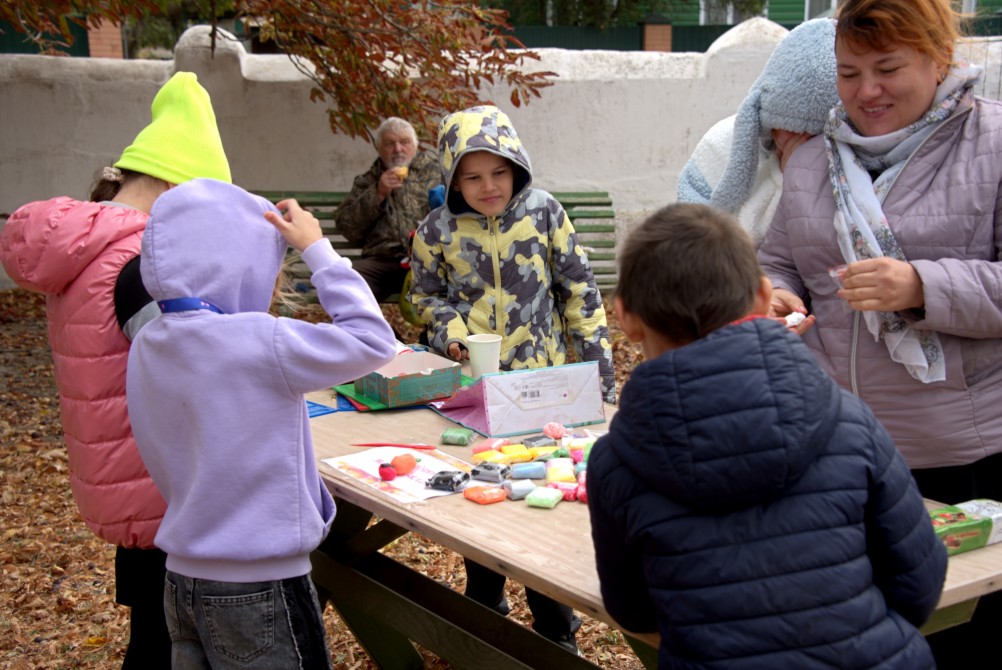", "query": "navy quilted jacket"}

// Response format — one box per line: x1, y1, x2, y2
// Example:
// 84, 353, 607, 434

587, 318, 947, 669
